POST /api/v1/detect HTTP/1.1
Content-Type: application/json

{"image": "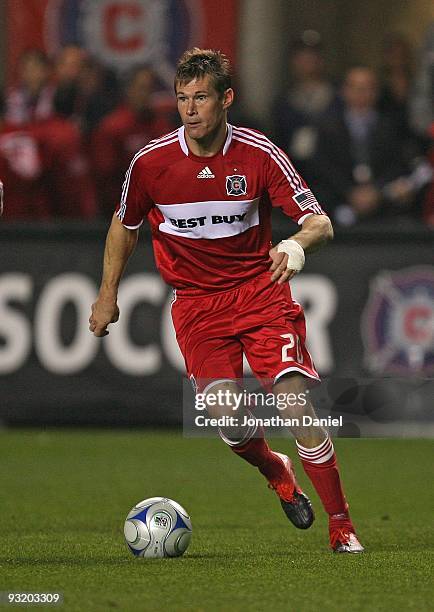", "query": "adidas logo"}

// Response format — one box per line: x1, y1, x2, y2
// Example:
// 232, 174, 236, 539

197, 166, 215, 179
